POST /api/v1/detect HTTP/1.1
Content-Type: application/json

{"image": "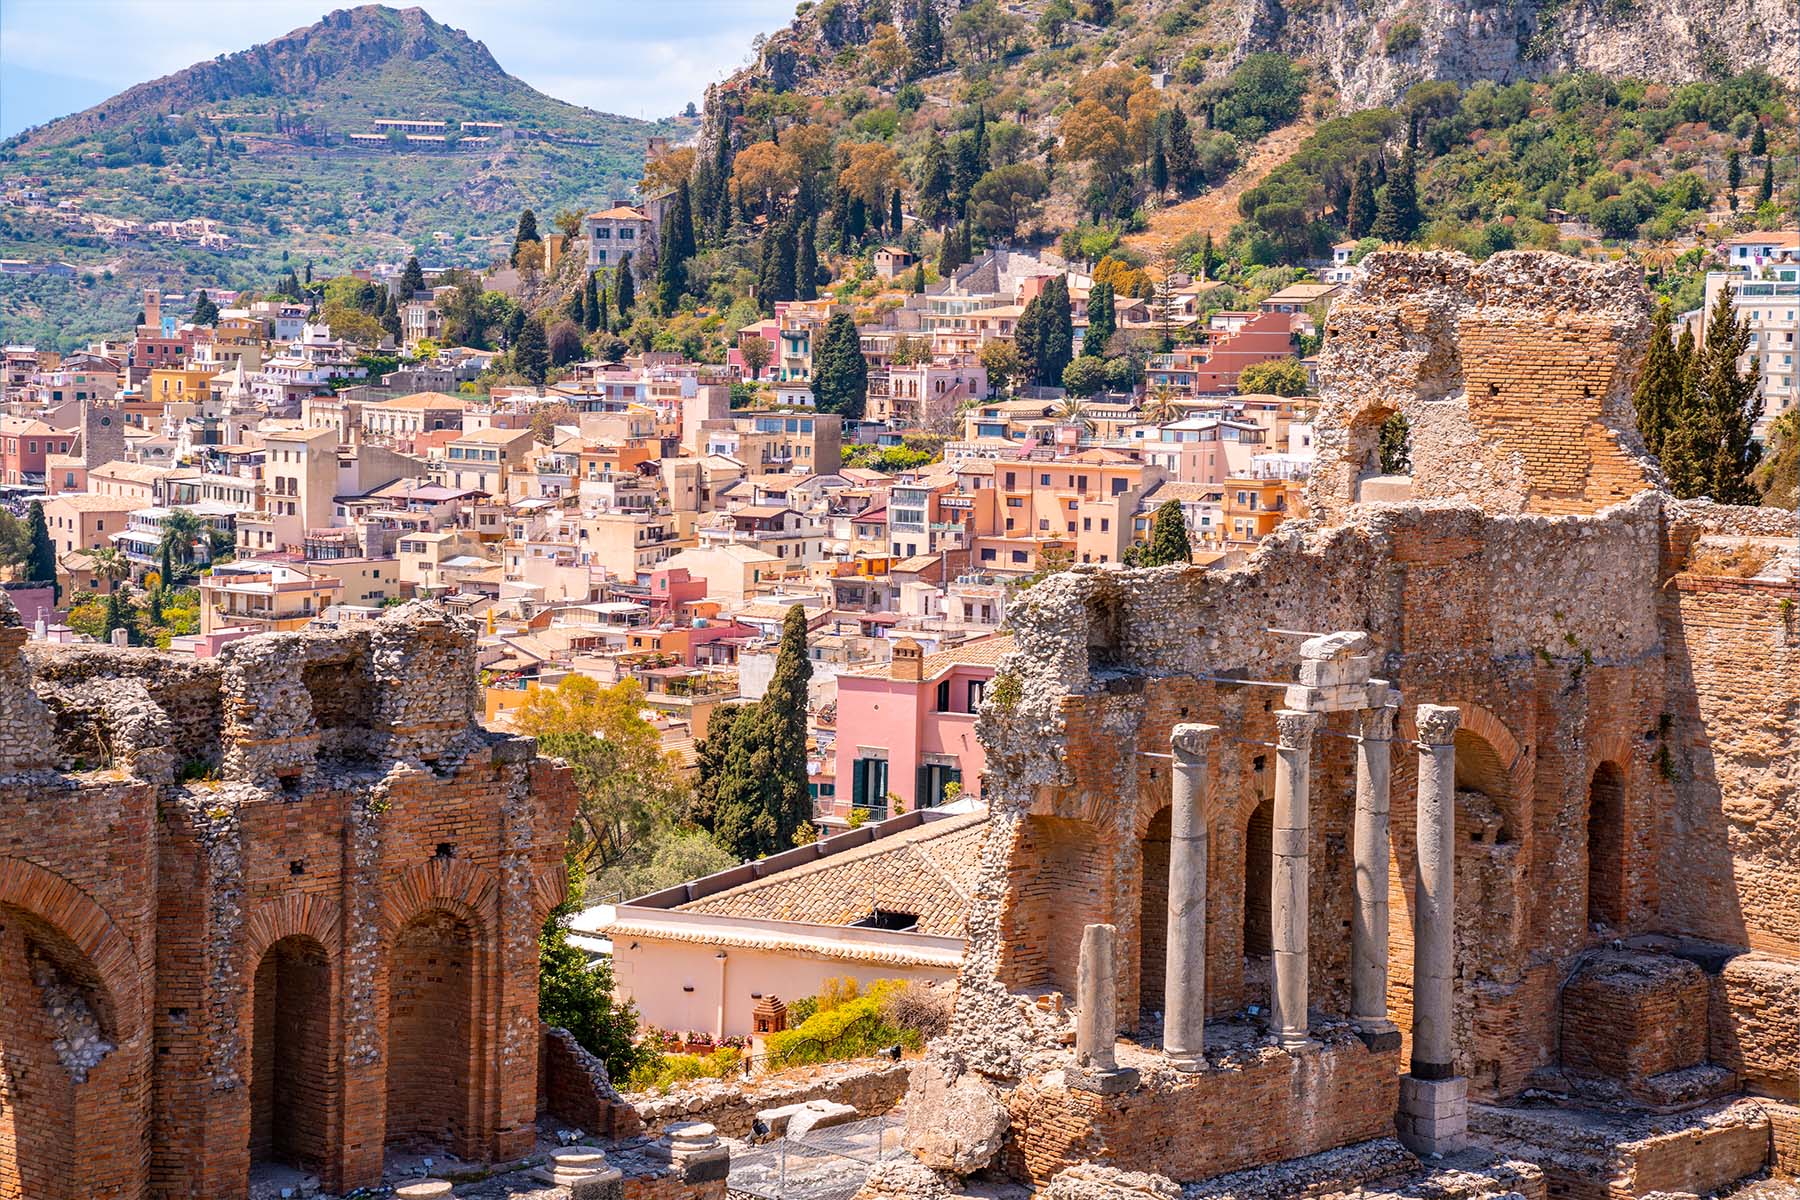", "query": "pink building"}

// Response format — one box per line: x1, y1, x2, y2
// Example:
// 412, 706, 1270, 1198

831, 634, 1011, 820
